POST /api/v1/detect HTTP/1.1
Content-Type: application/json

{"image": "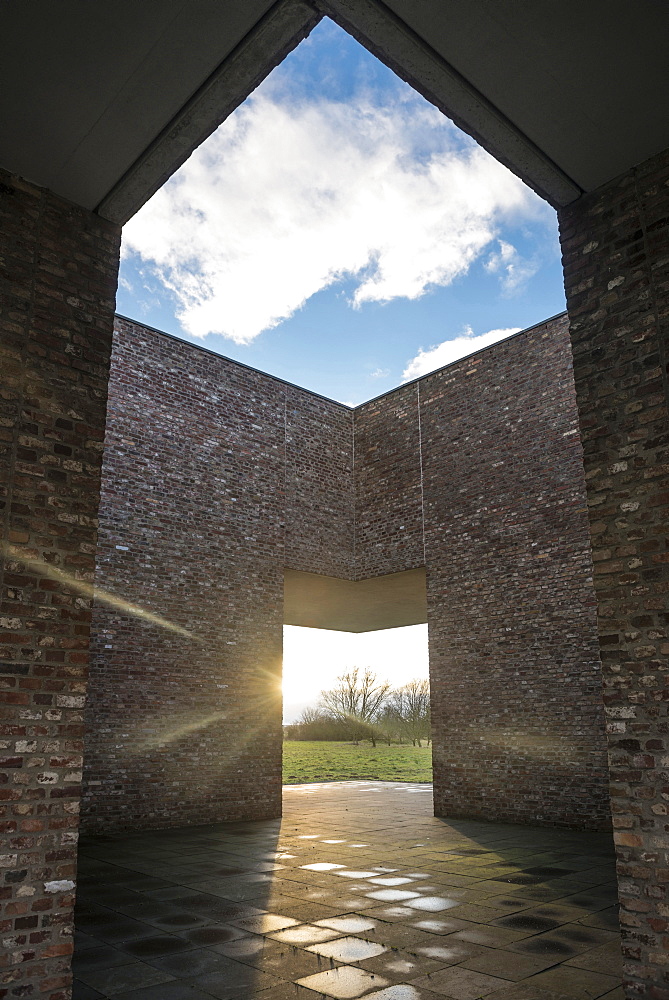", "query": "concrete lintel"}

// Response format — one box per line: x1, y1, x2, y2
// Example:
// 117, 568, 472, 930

315, 0, 582, 208
284, 567, 427, 632
97, 0, 321, 224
